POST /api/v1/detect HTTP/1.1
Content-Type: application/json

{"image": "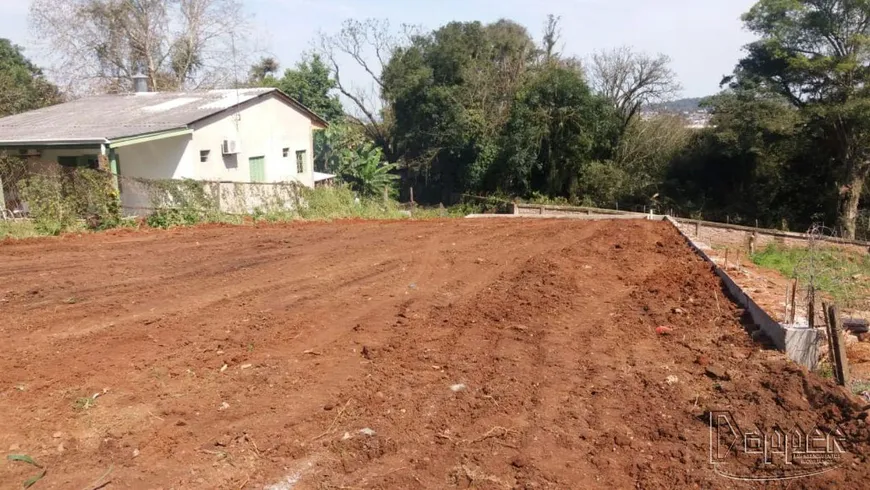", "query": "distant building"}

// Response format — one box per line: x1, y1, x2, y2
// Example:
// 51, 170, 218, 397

0, 86, 328, 214
640, 109, 711, 129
